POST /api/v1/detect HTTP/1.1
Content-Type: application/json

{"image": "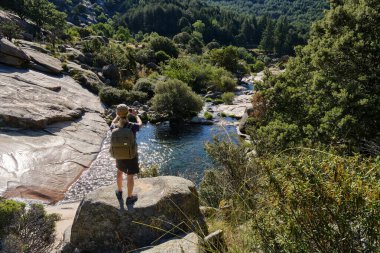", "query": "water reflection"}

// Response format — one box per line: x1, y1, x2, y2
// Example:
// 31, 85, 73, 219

137, 121, 237, 182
